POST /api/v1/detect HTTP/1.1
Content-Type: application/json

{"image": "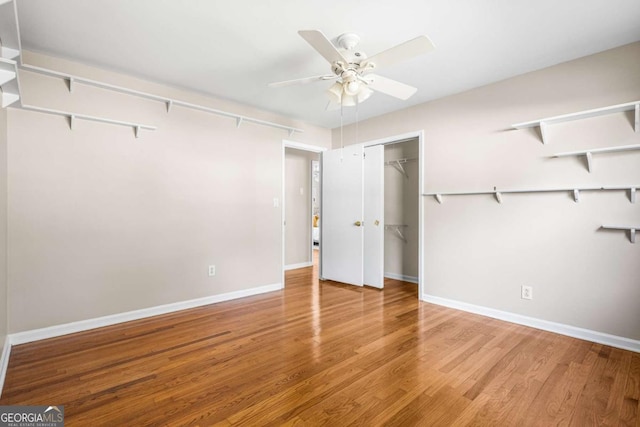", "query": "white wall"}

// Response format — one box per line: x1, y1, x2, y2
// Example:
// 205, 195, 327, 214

0, 106, 7, 346
7, 51, 330, 333
384, 140, 418, 281
333, 42, 640, 341
284, 148, 318, 266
